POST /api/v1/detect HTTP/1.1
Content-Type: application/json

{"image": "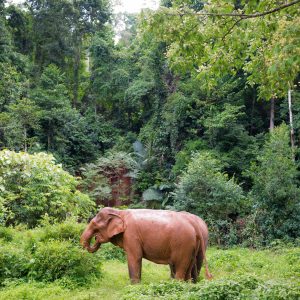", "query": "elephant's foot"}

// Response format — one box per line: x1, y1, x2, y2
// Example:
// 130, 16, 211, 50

130, 278, 141, 284
169, 264, 176, 279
